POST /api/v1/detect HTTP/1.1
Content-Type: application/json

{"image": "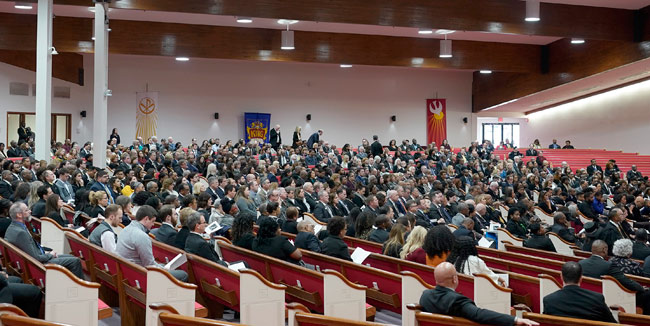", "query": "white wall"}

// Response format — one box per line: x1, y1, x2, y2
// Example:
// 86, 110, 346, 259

0, 54, 474, 148
0, 61, 93, 146
525, 79, 650, 154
